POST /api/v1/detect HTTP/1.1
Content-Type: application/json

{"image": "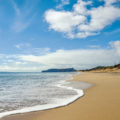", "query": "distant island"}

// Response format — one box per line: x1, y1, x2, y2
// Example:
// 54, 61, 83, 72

42, 64, 120, 73
42, 68, 76, 72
